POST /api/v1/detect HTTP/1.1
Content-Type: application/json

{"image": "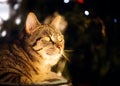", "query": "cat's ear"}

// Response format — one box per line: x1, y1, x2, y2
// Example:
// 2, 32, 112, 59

50, 15, 62, 30
25, 12, 41, 34
50, 15, 68, 33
